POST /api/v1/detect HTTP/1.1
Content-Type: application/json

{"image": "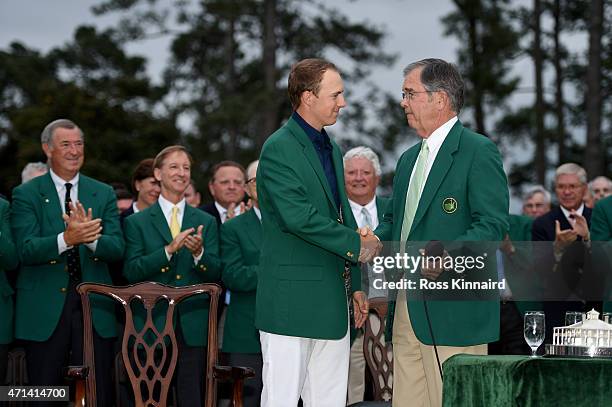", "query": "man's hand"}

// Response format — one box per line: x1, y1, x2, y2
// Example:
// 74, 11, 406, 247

554, 220, 578, 252
352, 291, 369, 329
570, 211, 590, 240
499, 234, 515, 256
358, 227, 382, 262
165, 228, 195, 255
63, 216, 102, 246
419, 248, 448, 280
184, 225, 204, 257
